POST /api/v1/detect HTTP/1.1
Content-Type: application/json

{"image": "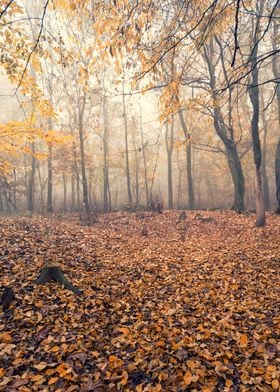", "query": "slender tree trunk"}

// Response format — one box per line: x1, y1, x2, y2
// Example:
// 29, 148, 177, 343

71, 172, 75, 210
122, 78, 132, 205
47, 141, 53, 213
186, 142, 194, 210
78, 97, 91, 225
249, 11, 265, 226
203, 42, 245, 212
63, 173, 67, 212
132, 132, 140, 206
179, 110, 195, 209
176, 147, 182, 209
275, 141, 280, 213
260, 102, 270, 210
102, 96, 110, 212
72, 140, 81, 210
225, 144, 245, 213
47, 74, 54, 213
165, 121, 174, 209
27, 141, 36, 212
272, 18, 280, 212
36, 160, 44, 211
13, 169, 17, 211
140, 104, 149, 208
275, 149, 280, 208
